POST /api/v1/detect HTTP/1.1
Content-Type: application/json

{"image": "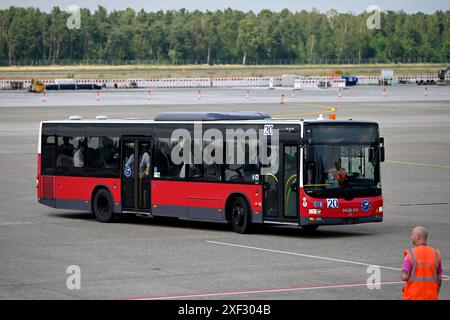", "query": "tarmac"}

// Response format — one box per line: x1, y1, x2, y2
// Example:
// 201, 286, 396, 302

0, 85, 449, 299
